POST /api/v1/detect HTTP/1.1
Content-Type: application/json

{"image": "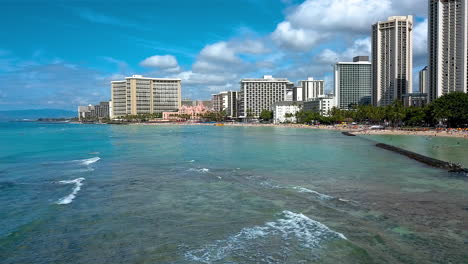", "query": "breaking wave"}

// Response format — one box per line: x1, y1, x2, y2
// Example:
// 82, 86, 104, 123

188, 168, 210, 174
292, 187, 334, 200
185, 211, 347, 263
79, 157, 100, 166
56, 178, 85, 205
